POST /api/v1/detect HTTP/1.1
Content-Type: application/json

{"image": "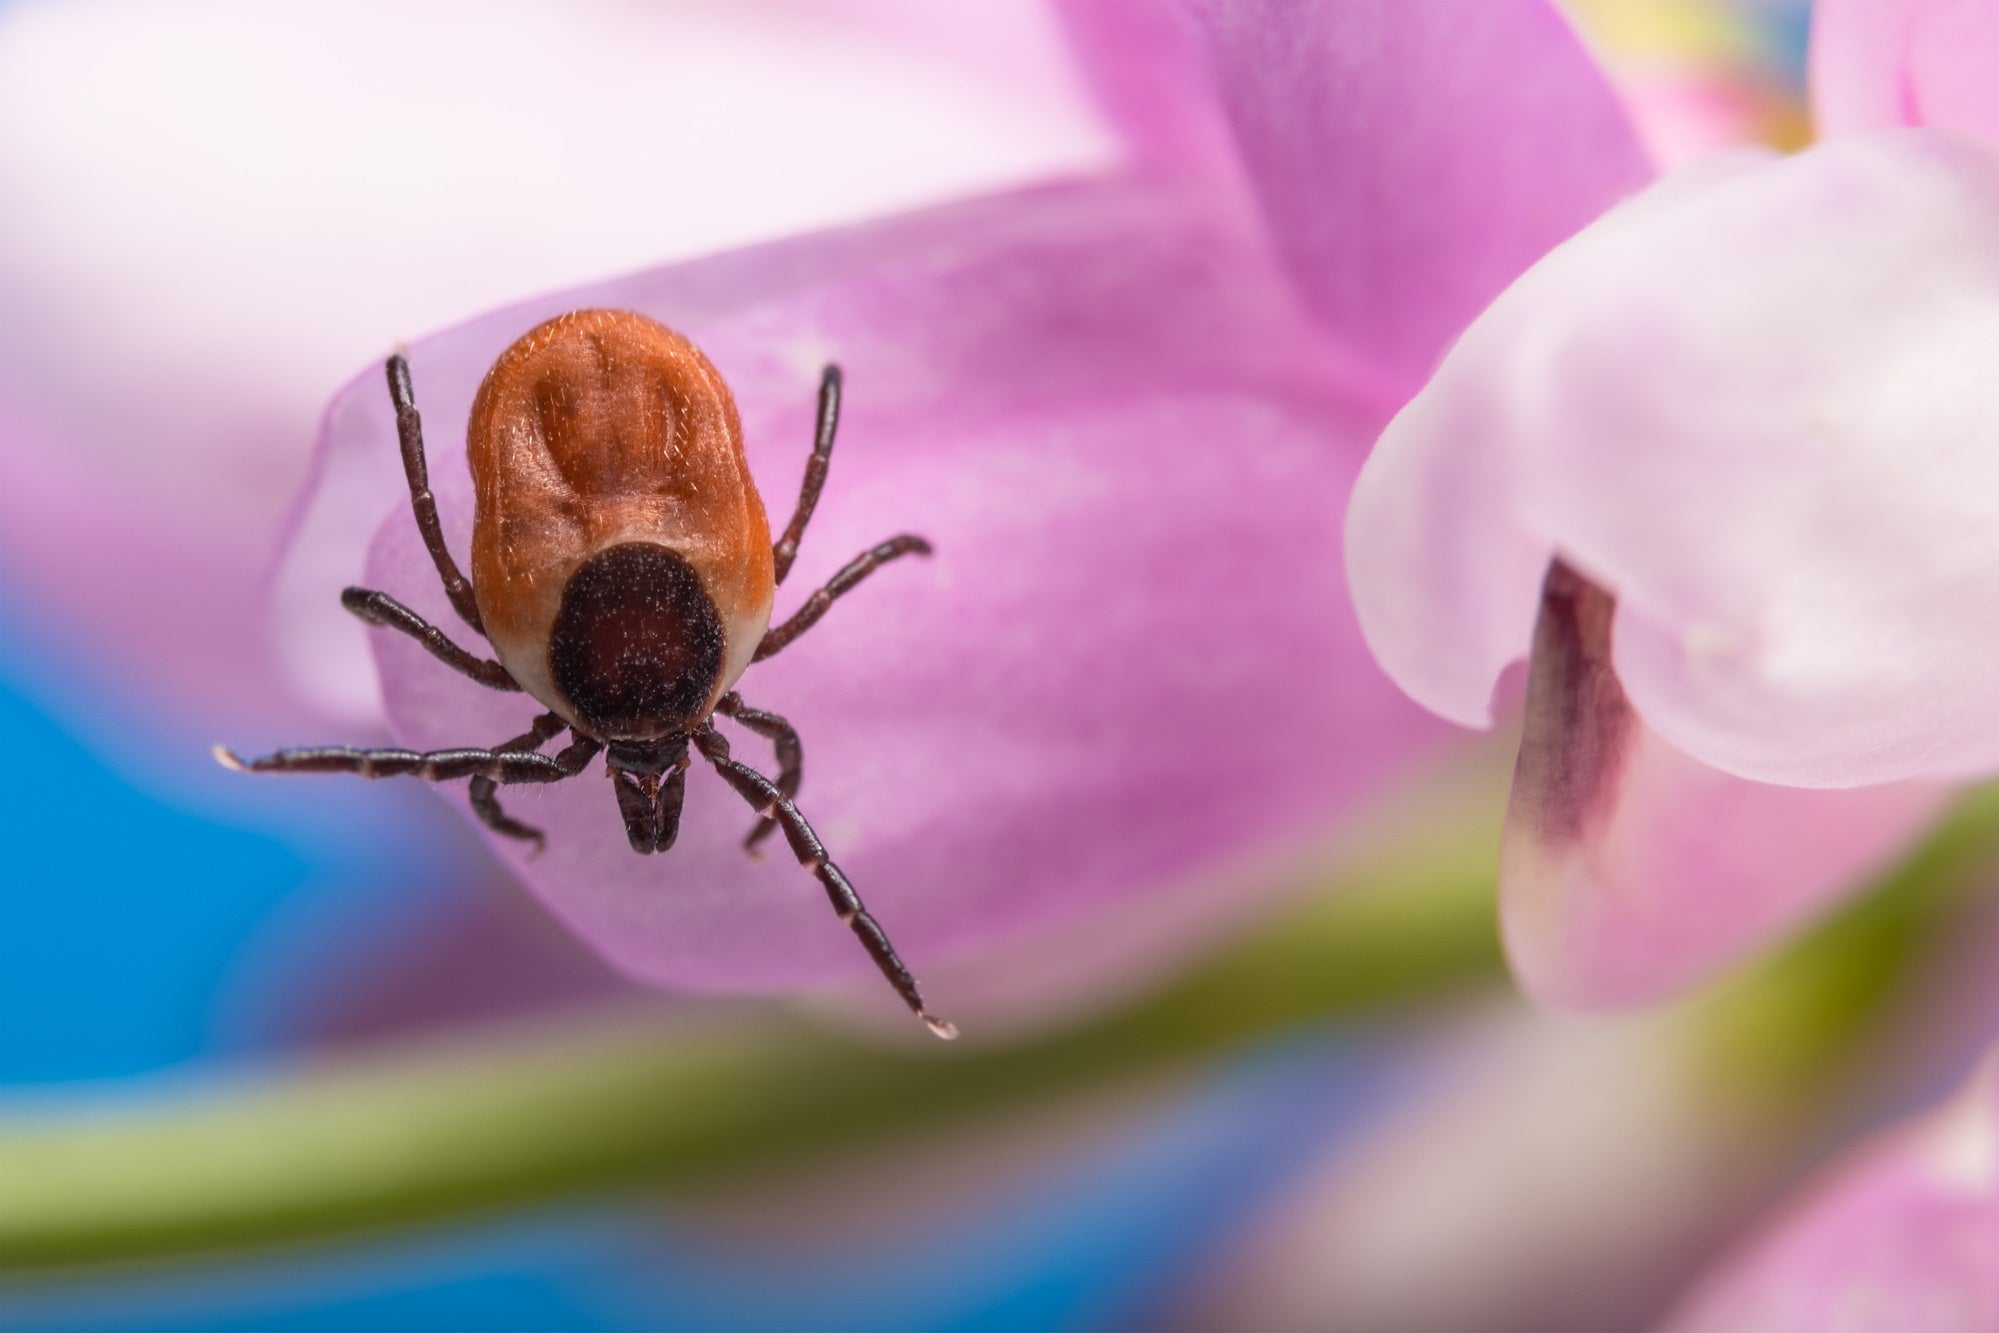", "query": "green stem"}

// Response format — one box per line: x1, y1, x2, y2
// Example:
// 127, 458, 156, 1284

0, 776, 1505, 1271
8, 773, 1998, 1272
